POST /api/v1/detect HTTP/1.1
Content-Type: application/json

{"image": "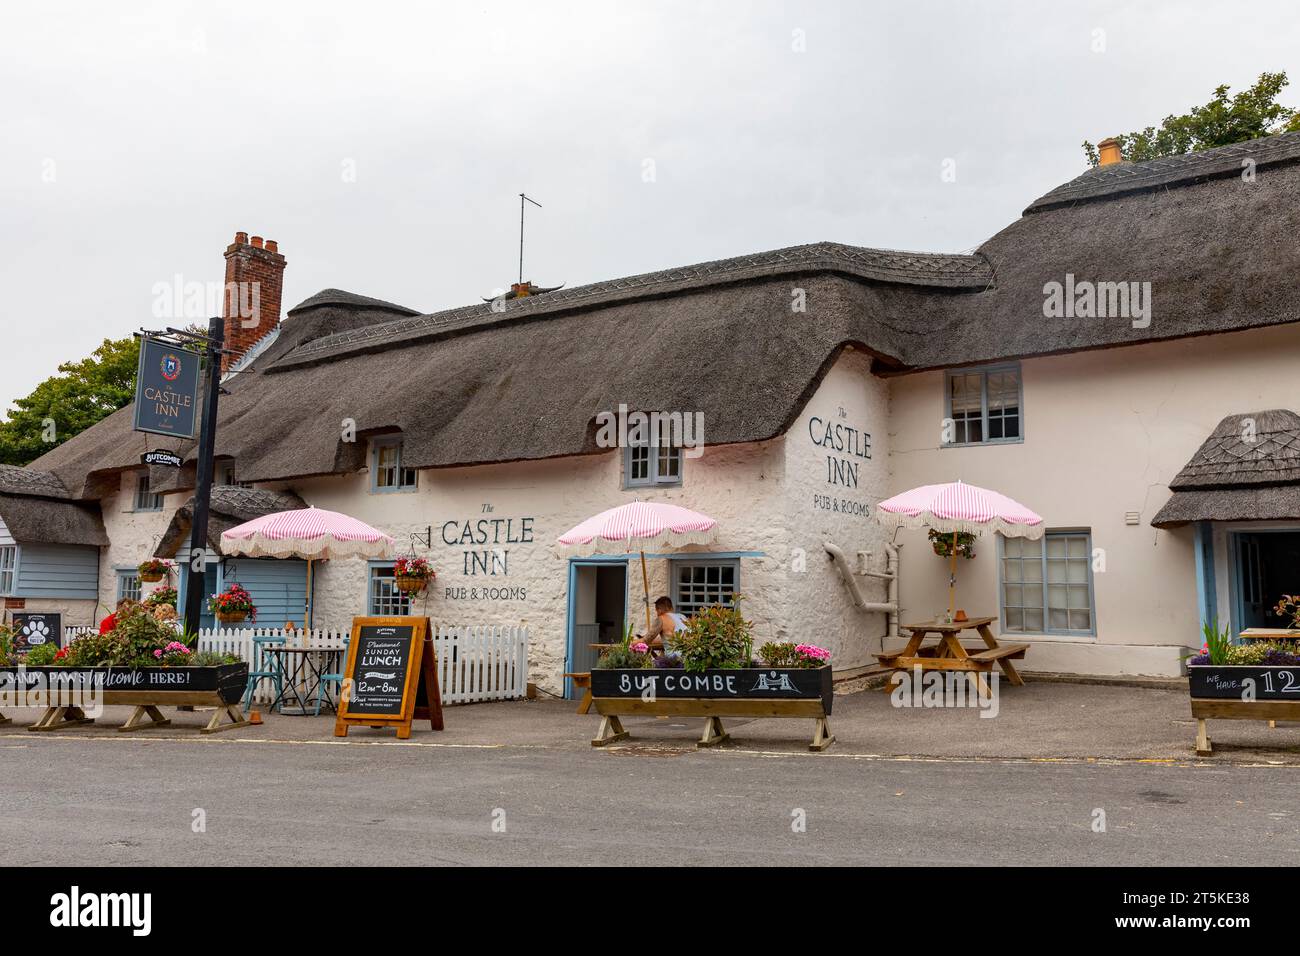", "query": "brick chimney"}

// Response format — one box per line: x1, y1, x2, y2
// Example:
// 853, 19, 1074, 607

221, 231, 286, 372
1097, 137, 1123, 167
